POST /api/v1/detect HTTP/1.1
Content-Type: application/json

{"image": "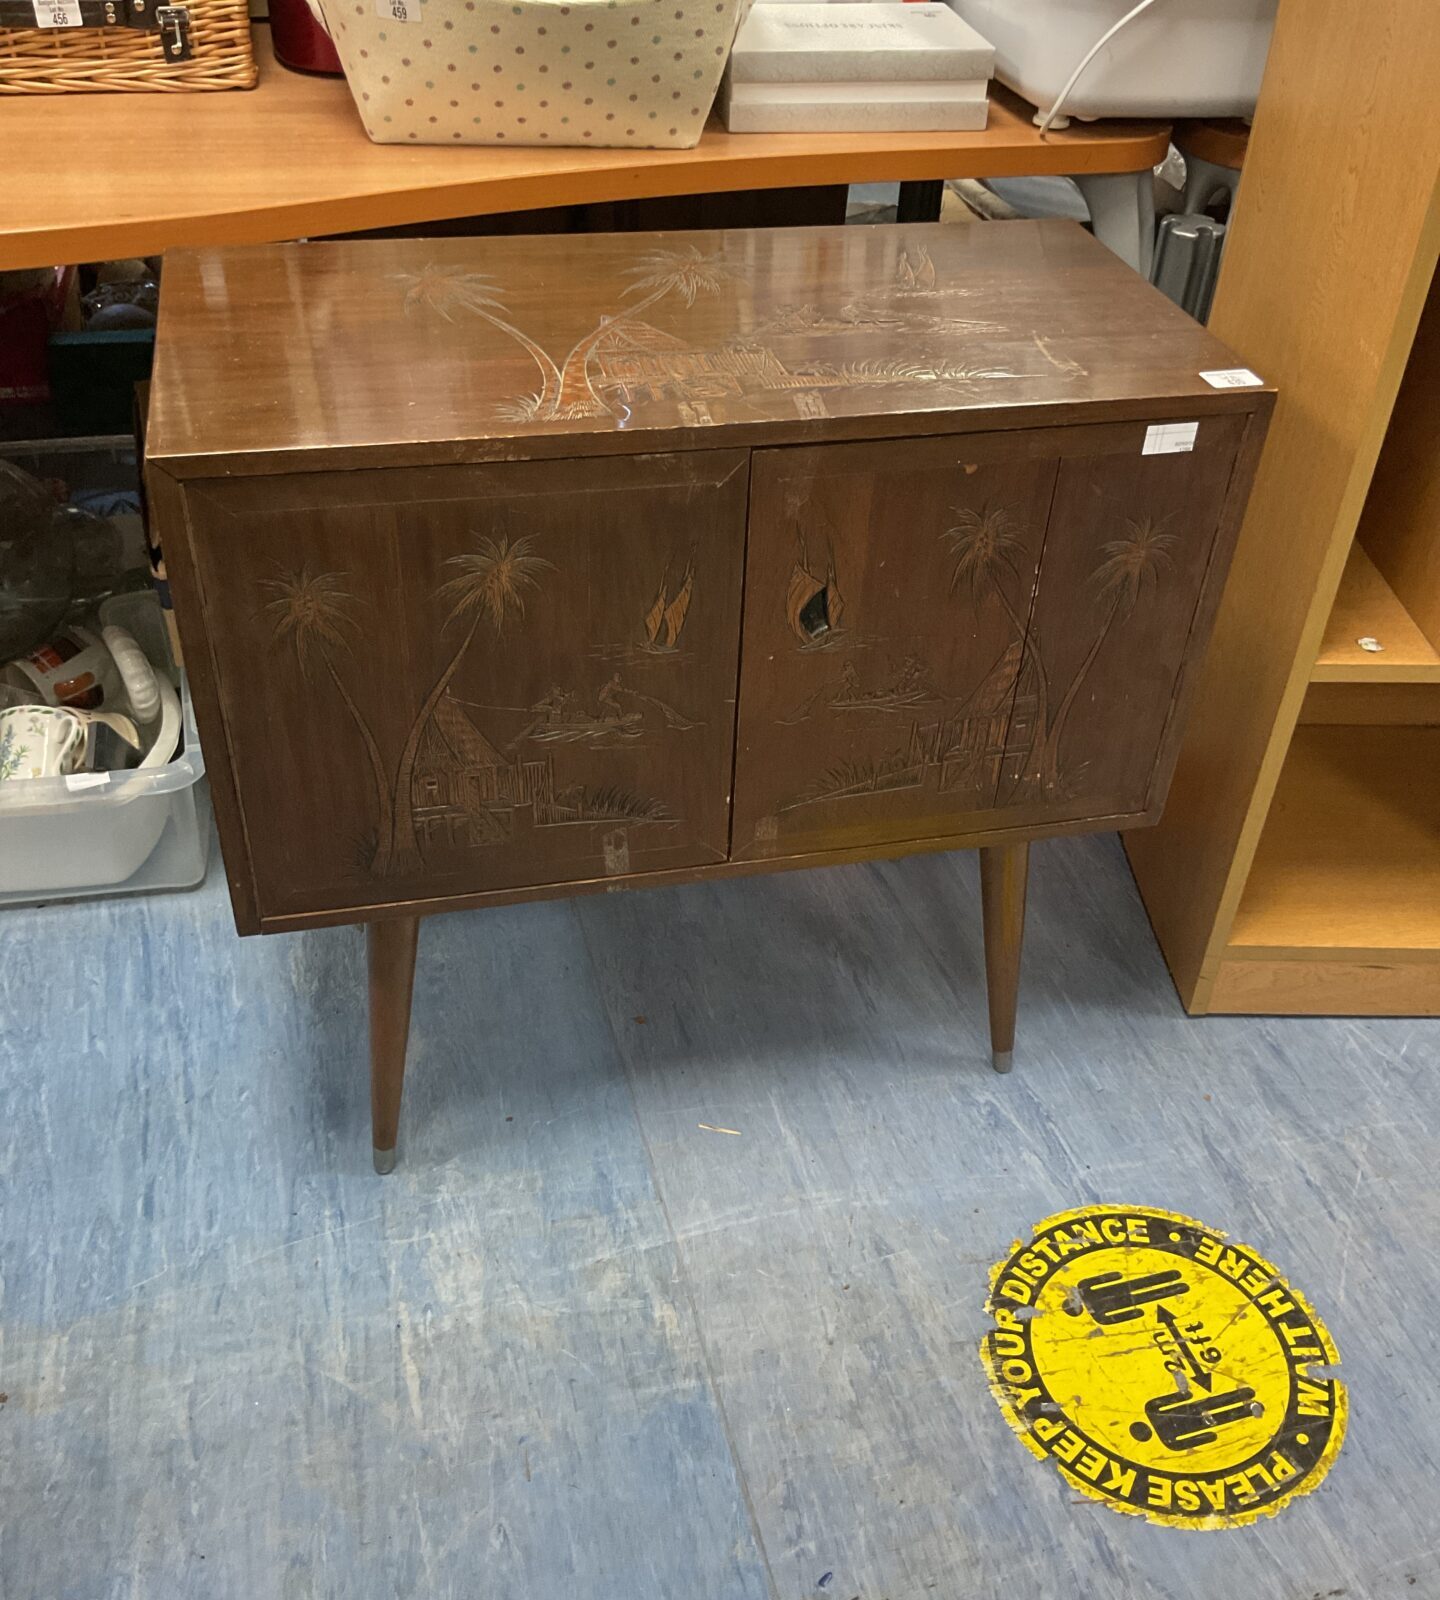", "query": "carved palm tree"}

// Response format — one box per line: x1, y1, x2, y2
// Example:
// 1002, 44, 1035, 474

941, 504, 1051, 766
262, 567, 396, 875
1035, 516, 1176, 788
942, 503, 1029, 637
387, 533, 554, 870
551, 247, 740, 418
398, 265, 562, 418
